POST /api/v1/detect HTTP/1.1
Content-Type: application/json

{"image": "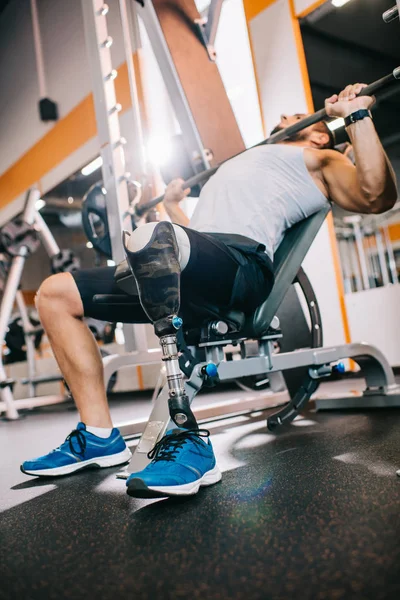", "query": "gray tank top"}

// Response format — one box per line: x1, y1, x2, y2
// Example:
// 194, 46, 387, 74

189, 144, 329, 260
